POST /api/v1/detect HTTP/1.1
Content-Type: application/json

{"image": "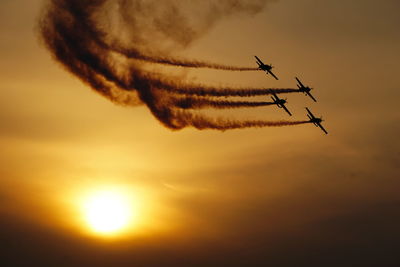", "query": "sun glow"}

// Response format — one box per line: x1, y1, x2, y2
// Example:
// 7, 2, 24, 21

82, 189, 135, 236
